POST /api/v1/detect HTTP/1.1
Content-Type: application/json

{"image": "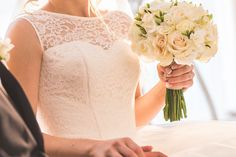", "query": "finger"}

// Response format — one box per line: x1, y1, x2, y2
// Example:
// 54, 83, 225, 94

167, 65, 193, 77
167, 80, 193, 90
157, 66, 171, 82
157, 64, 165, 73
117, 144, 138, 157
170, 63, 185, 70
166, 72, 195, 84
107, 150, 123, 157
141, 146, 153, 152
144, 152, 168, 157
123, 138, 145, 157
158, 64, 172, 75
